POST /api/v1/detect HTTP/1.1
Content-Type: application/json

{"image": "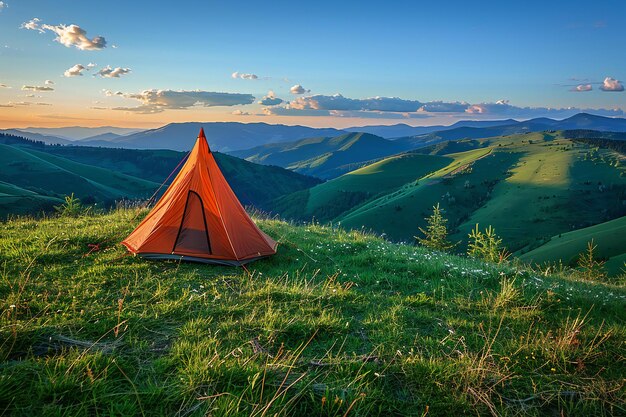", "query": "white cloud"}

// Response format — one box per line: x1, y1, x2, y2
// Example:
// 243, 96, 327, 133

22, 85, 54, 92
103, 89, 125, 97
108, 89, 255, 113
21, 18, 44, 32
97, 66, 131, 78
600, 77, 624, 92
290, 84, 309, 94
263, 92, 624, 119
571, 84, 592, 92
288, 93, 422, 112
232, 109, 250, 115
0, 83, 10, 88
87, 62, 96, 68
0, 2, 7, 12
258, 90, 283, 106
64, 64, 87, 77
418, 101, 470, 112
45, 80, 54, 85
231, 71, 258, 80
22, 19, 107, 50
